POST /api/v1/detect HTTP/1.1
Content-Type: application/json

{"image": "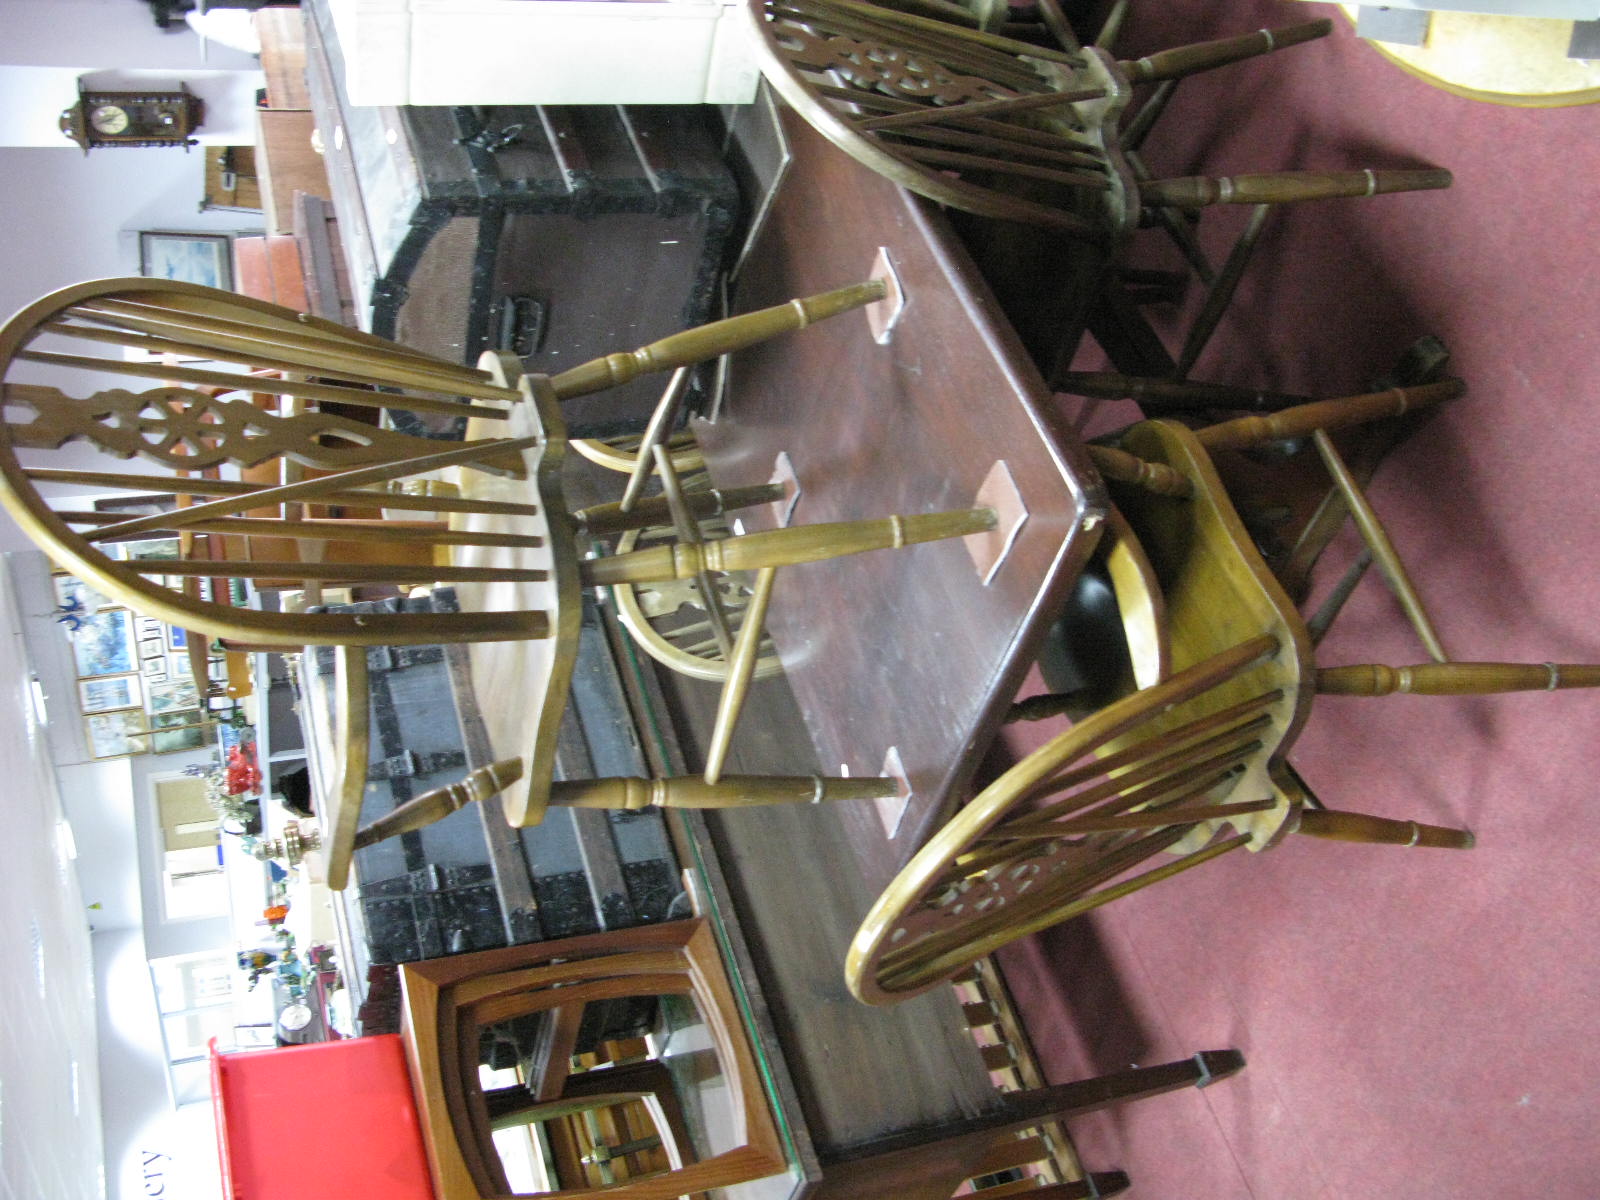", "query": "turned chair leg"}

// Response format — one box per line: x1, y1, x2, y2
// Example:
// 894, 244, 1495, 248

1087, 445, 1193, 498
1120, 19, 1333, 84
1310, 429, 1449, 661
1316, 661, 1600, 696
547, 773, 897, 810
1193, 378, 1465, 454
1057, 371, 1312, 415
353, 758, 526, 851
582, 508, 998, 585
1120, 21, 1333, 153
1140, 167, 1452, 210
982, 1051, 1246, 1137
352, 769, 902, 854
1295, 807, 1474, 850
1173, 203, 1271, 379
547, 279, 887, 400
